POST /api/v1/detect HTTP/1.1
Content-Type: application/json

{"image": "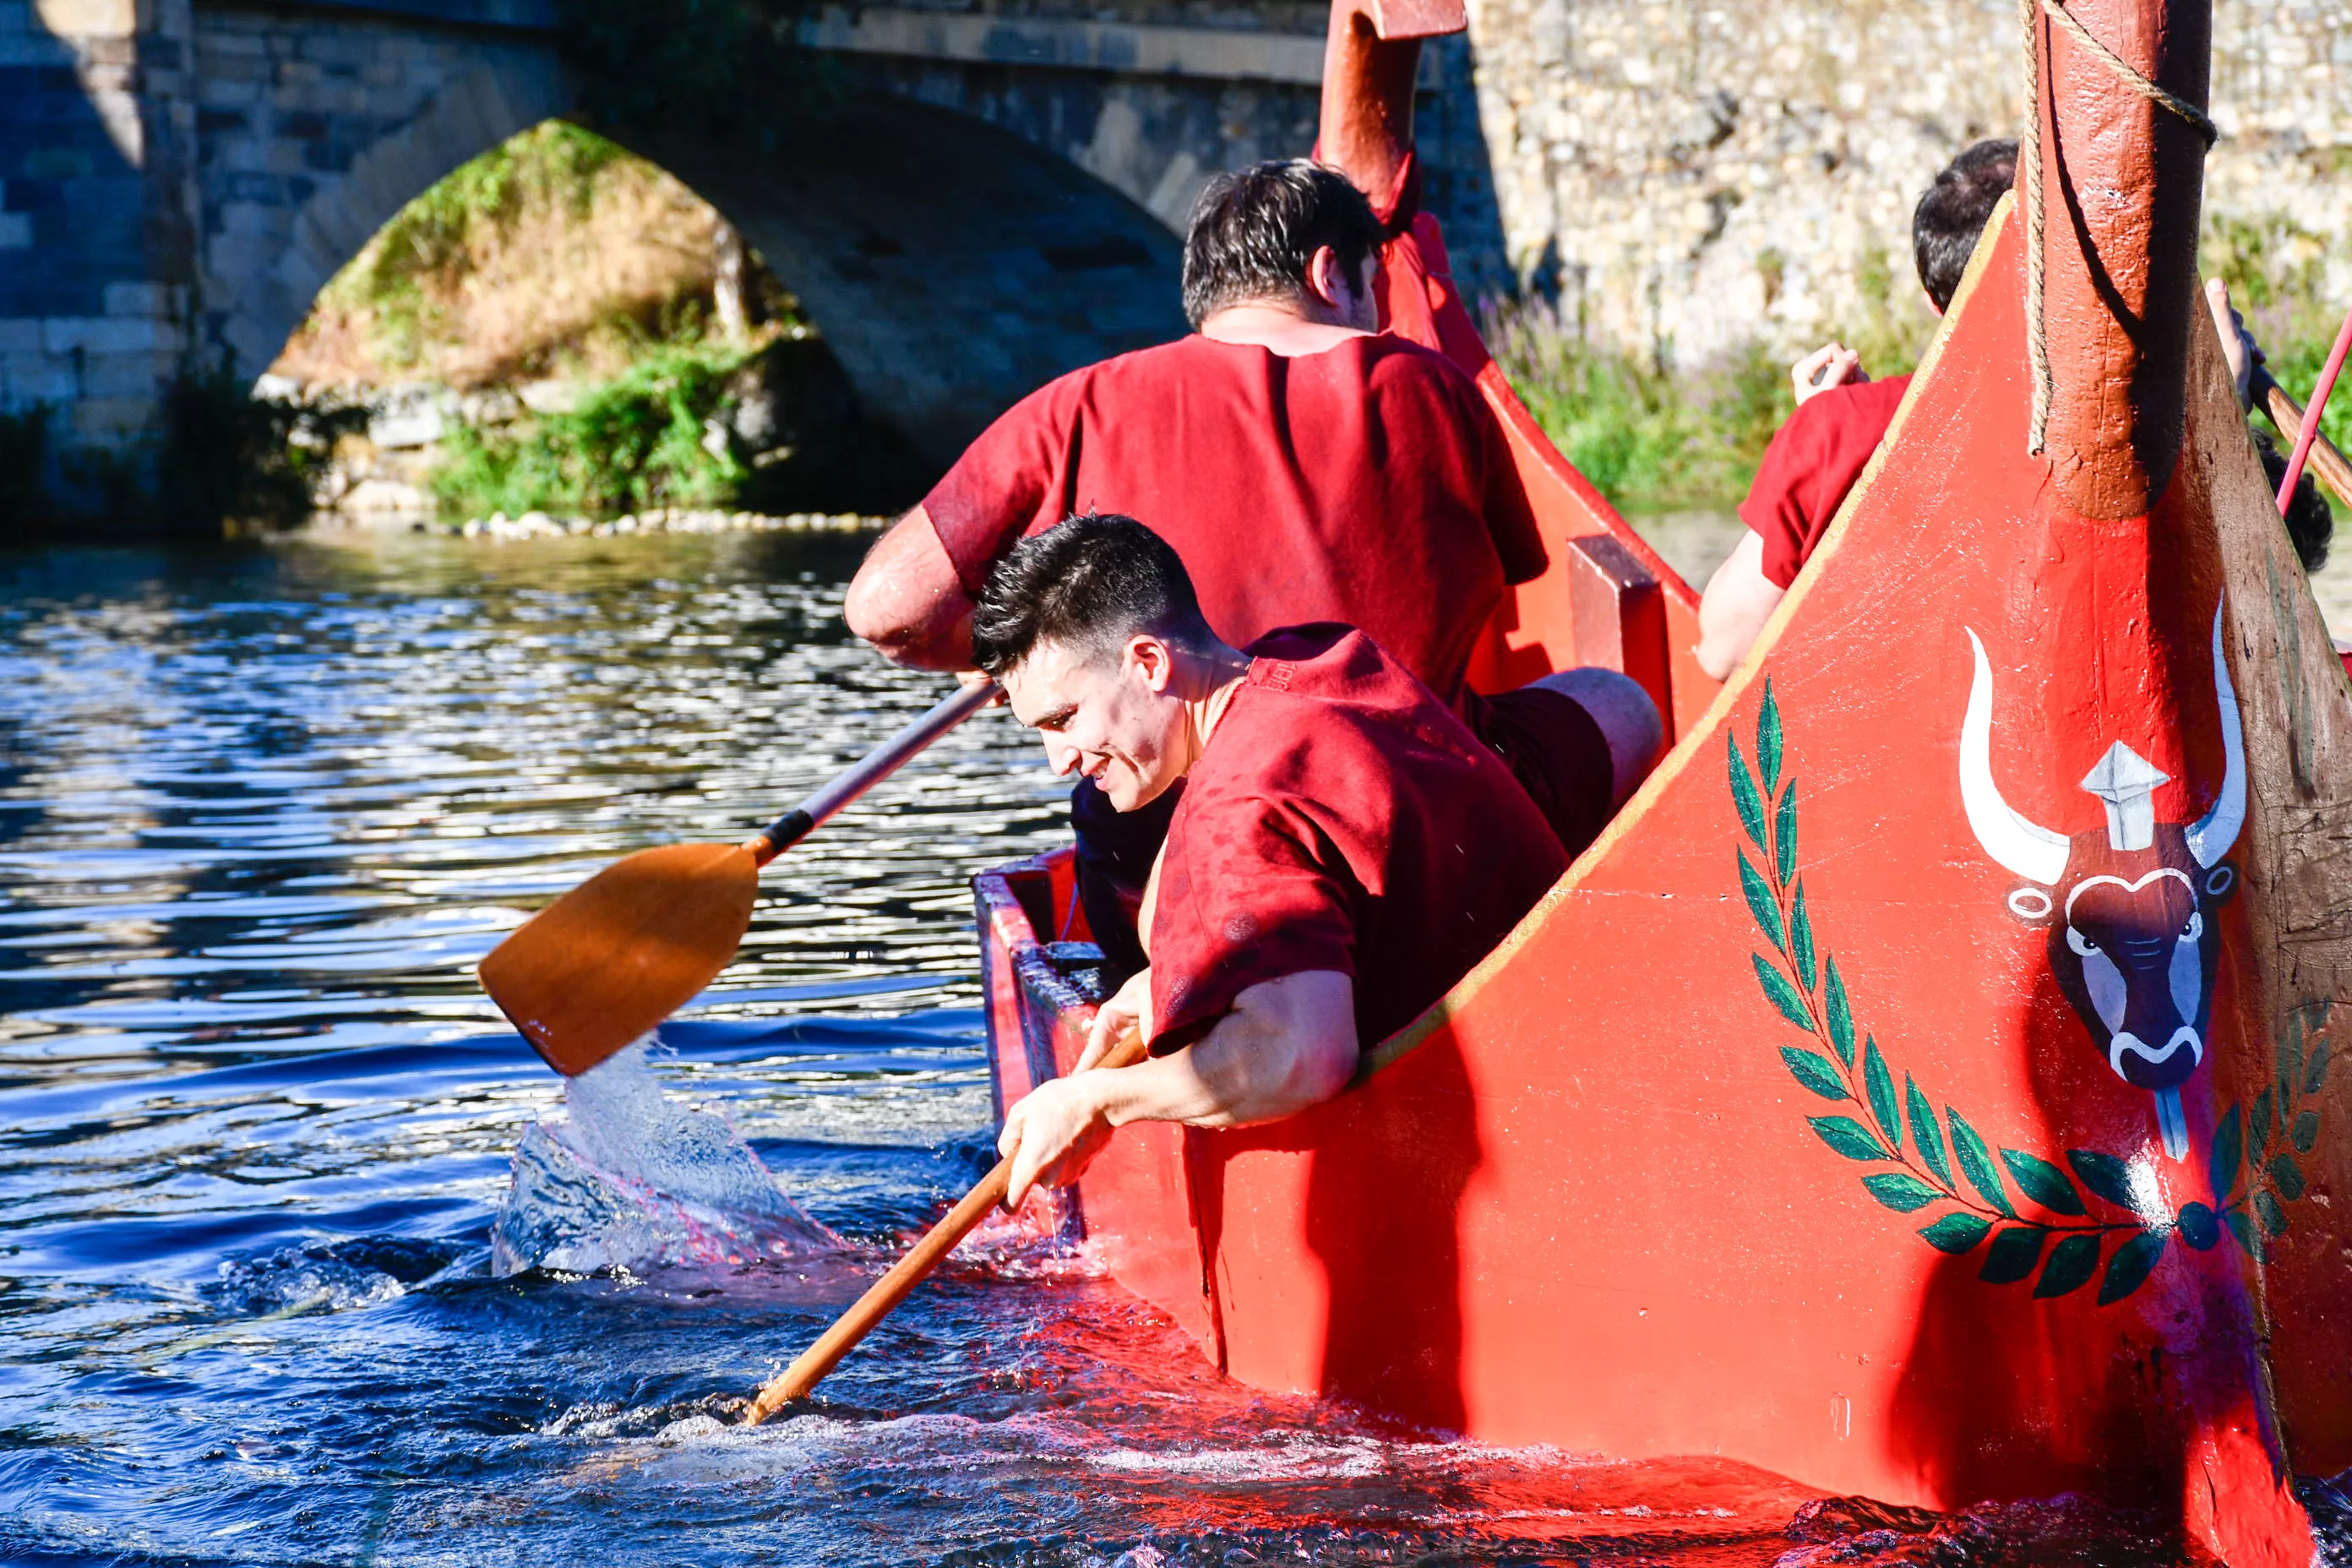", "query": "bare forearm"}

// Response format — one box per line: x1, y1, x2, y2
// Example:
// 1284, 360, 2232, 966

1093, 972, 1358, 1130
844, 506, 979, 670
